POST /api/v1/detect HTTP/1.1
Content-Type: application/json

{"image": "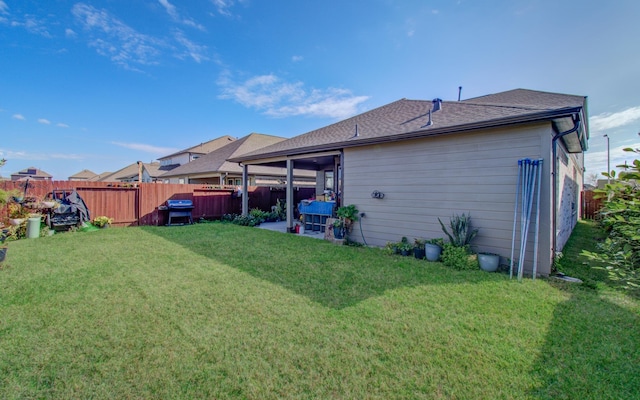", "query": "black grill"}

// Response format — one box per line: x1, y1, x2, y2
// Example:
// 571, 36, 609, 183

161, 199, 194, 225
